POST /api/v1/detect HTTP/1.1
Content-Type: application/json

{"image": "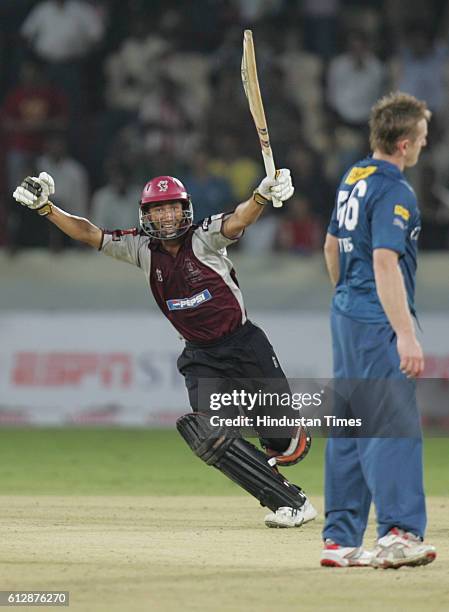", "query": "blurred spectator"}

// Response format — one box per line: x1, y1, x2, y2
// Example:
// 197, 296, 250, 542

256, 66, 303, 159
211, 26, 244, 77
139, 75, 198, 164
234, 0, 282, 23
179, 0, 240, 52
181, 150, 233, 222
279, 28, 326, 149
91, 163, 140, 230
209, 134, 261, 201
391, 24, 449, 119
21, 0, 104, 63
385, 0, 442, 42
327, 30, 385, 129
36, 133, 89, 217
302, 0, 340, 59
159, 49, 211, 126
6, 153, 47, 251
207, 70, 251, 149
287, 143, 333, 219
276, 195, 323, 254
417, 160, 449, 250
239, 208, 280, 254
1, 59, 68, 190
105, 15, 169, 113
34, 132, 89, 251
21, 0, 105, 114
0, 1, 446, 254
327, 30, 384, 176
